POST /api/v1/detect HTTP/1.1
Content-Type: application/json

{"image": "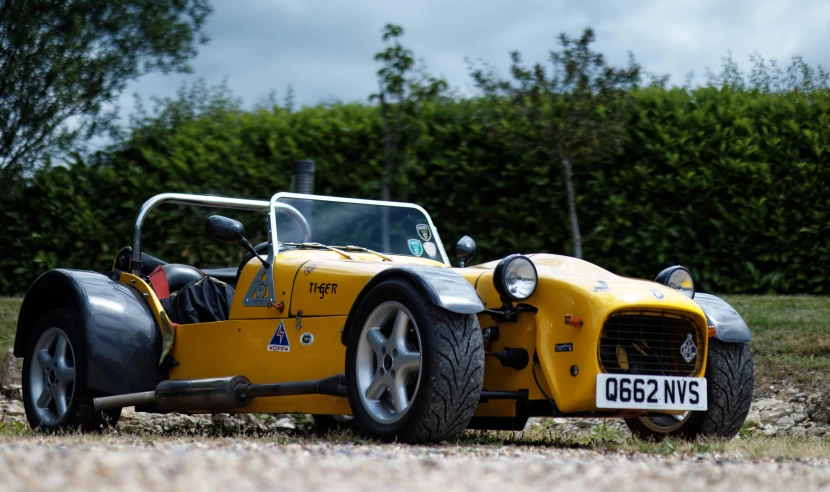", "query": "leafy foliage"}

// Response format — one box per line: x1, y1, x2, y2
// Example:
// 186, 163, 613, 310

704, 51, 830, 93
469, 29, 641, 258
0, 0, 211, 184
372, 23, 448, 202
587, 86, 830, 294
1, 33, 829, 296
